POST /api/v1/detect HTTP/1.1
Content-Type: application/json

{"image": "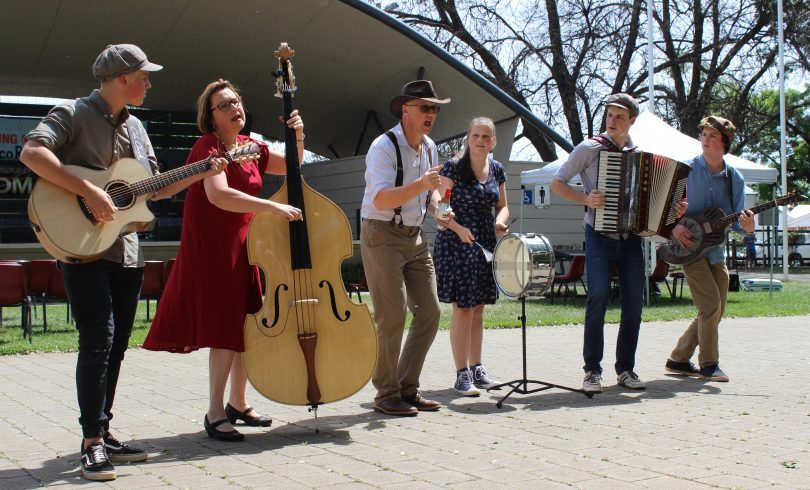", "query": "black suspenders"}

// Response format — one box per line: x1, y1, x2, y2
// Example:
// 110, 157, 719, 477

384, 130, 433, 226
384, 131, 404, 224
